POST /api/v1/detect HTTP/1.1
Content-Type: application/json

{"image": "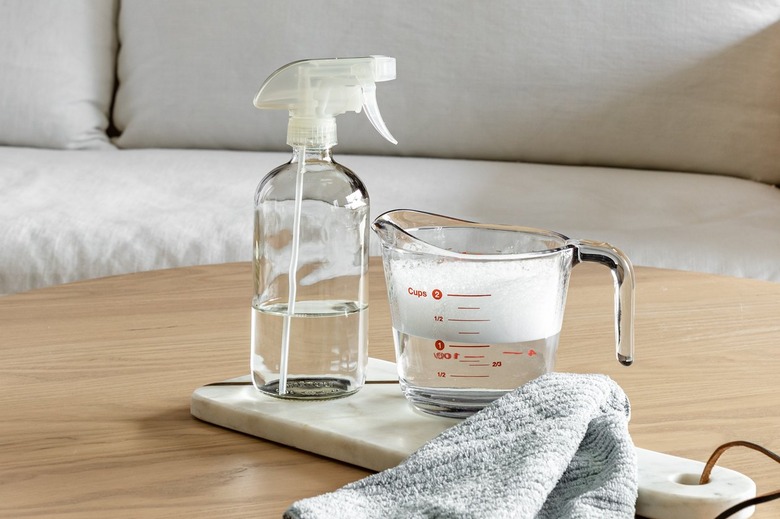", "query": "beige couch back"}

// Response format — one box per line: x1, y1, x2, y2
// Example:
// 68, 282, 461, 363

2, 0, 780, 184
